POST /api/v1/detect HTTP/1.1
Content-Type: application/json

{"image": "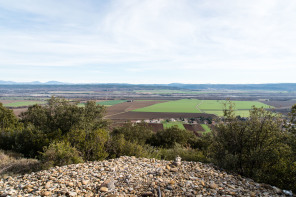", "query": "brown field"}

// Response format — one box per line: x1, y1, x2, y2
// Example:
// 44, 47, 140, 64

109, 111, 216, 120
147, 123, 164, 132
183, 124, 204, 132
262, 100, 296, 108
104, 100, 166, 118
12, 108, 27, 117
184, 124, 204, 136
